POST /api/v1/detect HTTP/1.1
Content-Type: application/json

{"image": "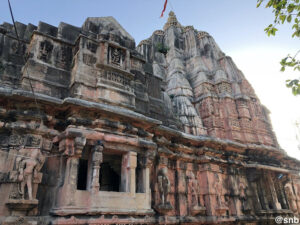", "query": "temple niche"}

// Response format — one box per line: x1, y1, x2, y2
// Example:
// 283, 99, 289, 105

0, 11, 300, 225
